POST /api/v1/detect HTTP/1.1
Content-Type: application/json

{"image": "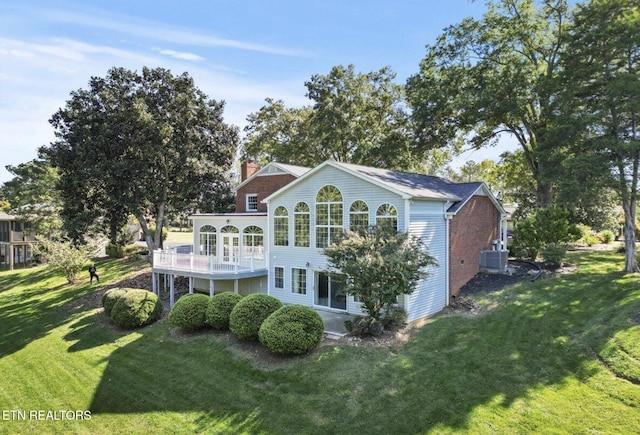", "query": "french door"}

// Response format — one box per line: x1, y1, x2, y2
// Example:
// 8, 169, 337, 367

221, 234, 239, 264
